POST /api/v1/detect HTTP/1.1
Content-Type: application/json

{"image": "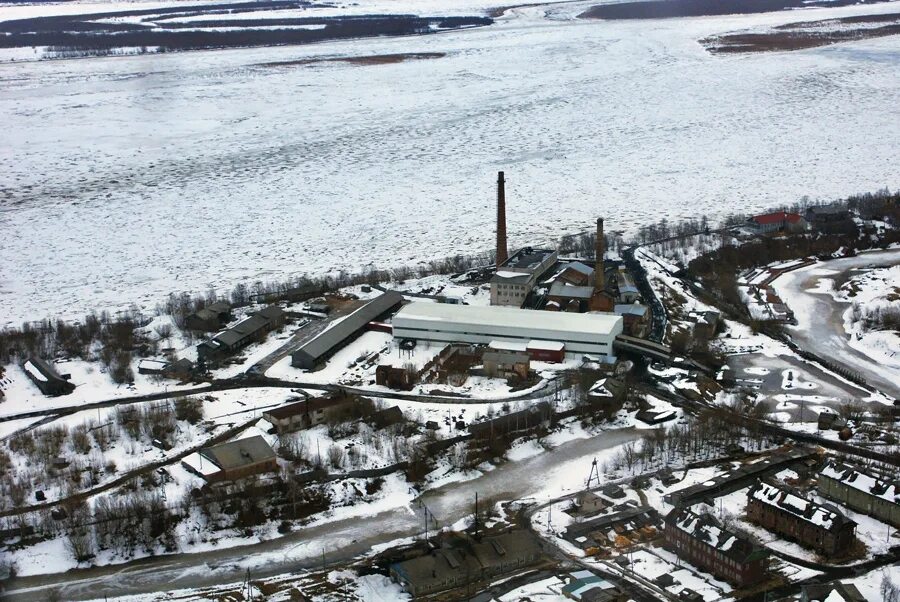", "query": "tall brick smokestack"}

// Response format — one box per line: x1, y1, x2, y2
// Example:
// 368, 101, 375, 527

496, 171, 509, 267
594, 218, 605, 293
